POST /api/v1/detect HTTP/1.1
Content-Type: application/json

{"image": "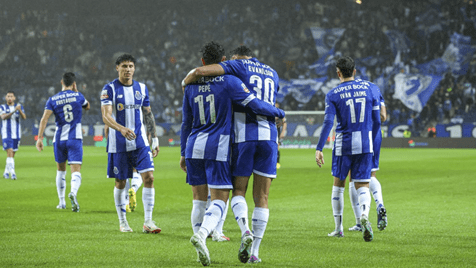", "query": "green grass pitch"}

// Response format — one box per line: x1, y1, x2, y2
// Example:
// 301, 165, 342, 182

1, 146, 475, 267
